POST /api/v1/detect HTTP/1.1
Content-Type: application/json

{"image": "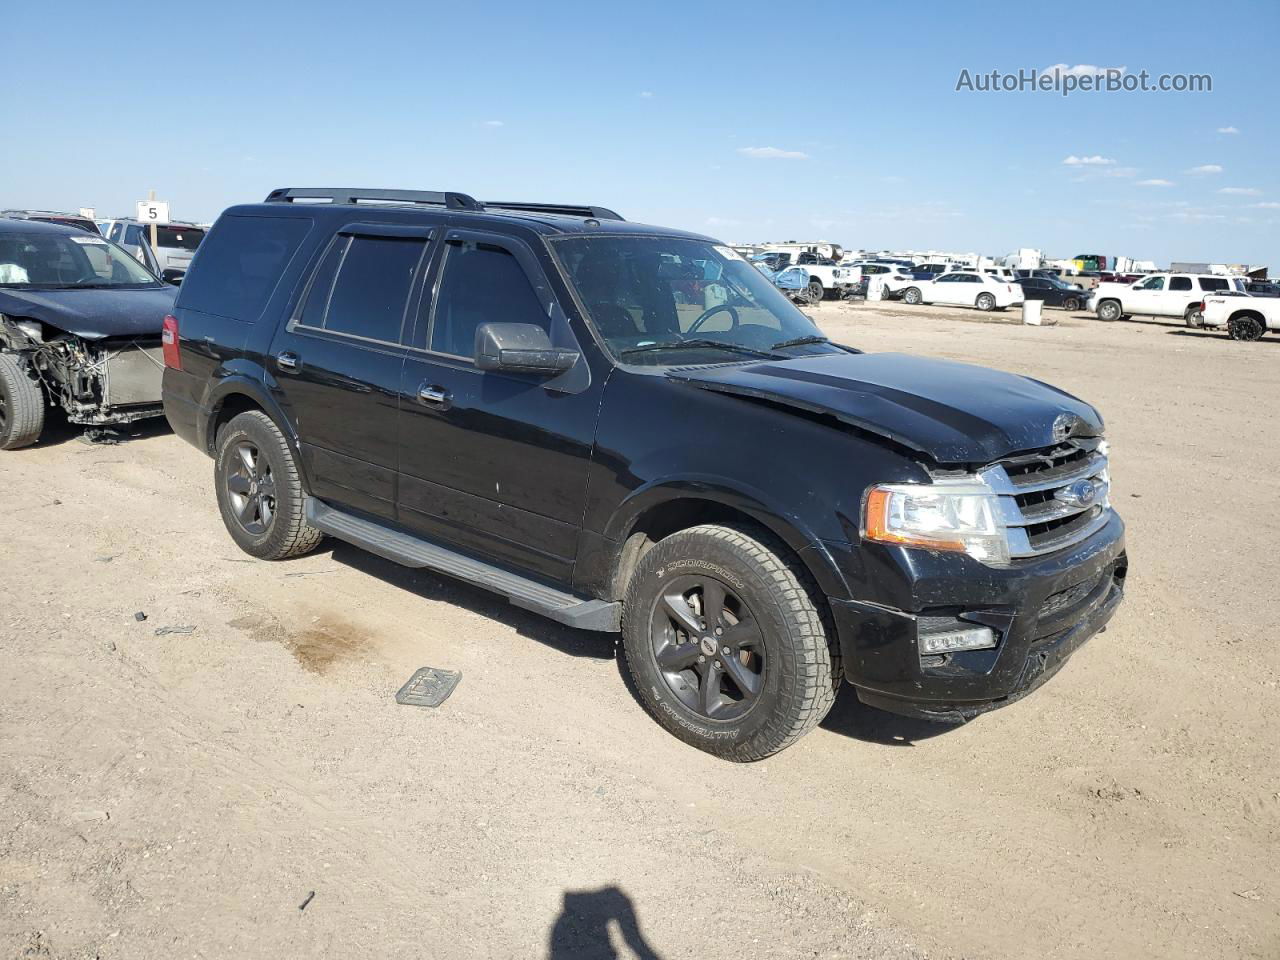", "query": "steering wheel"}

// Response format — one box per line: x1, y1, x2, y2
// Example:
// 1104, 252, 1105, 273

688, 303, 740, 334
